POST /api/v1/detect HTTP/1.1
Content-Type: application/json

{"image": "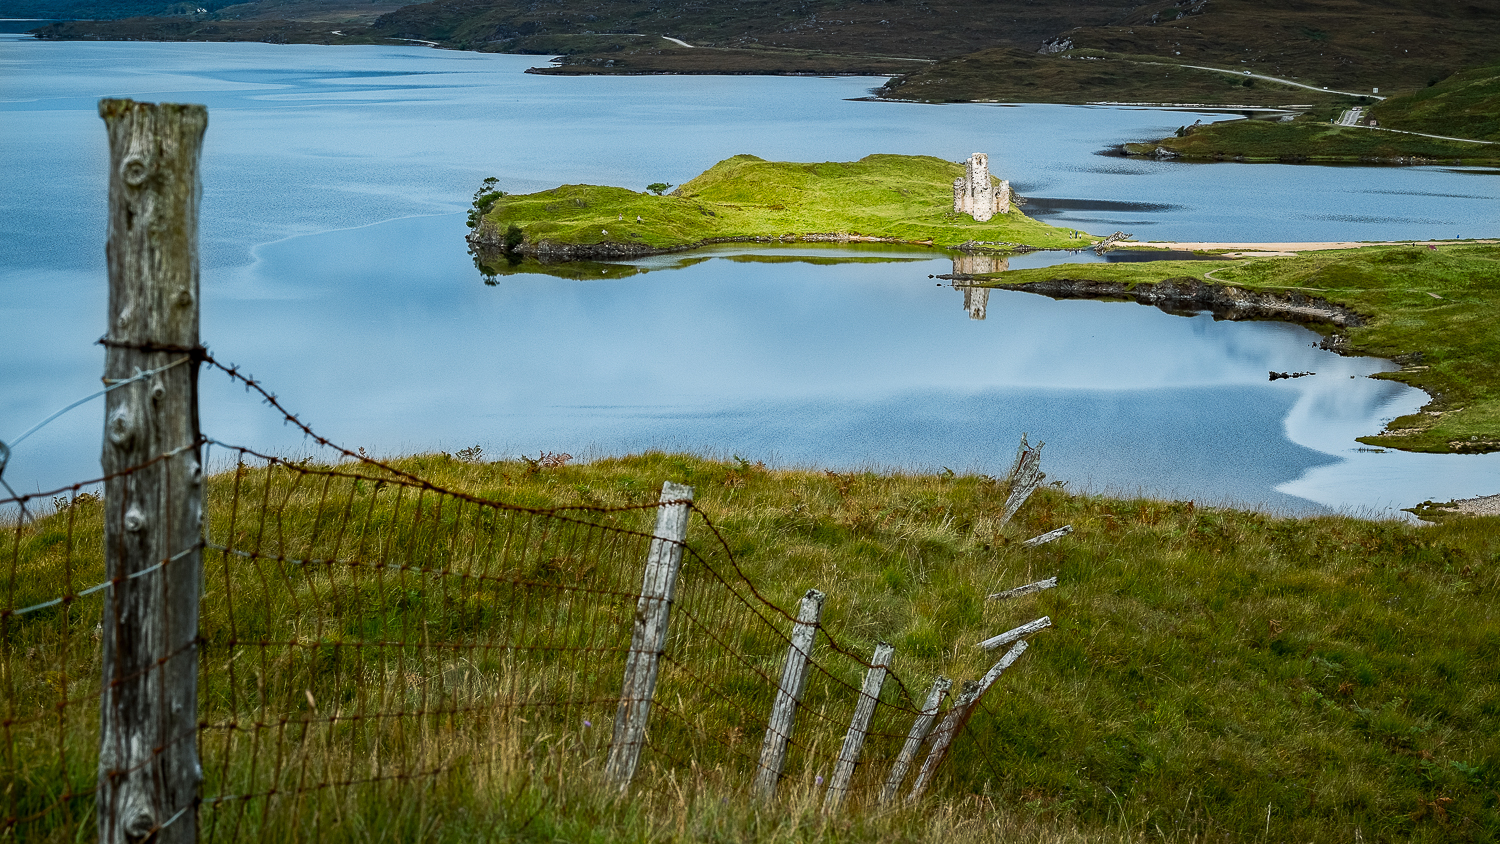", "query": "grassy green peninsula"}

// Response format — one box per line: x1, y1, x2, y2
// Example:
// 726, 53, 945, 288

468, 154, 1085, 272
968, 242, 1500, 454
